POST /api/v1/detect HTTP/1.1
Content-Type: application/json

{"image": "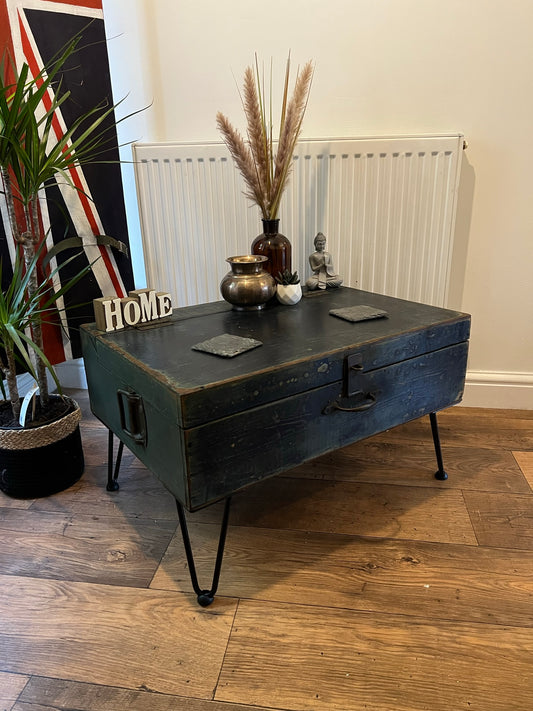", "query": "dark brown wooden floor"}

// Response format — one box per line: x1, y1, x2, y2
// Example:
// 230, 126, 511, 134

1, 390, 532, 711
